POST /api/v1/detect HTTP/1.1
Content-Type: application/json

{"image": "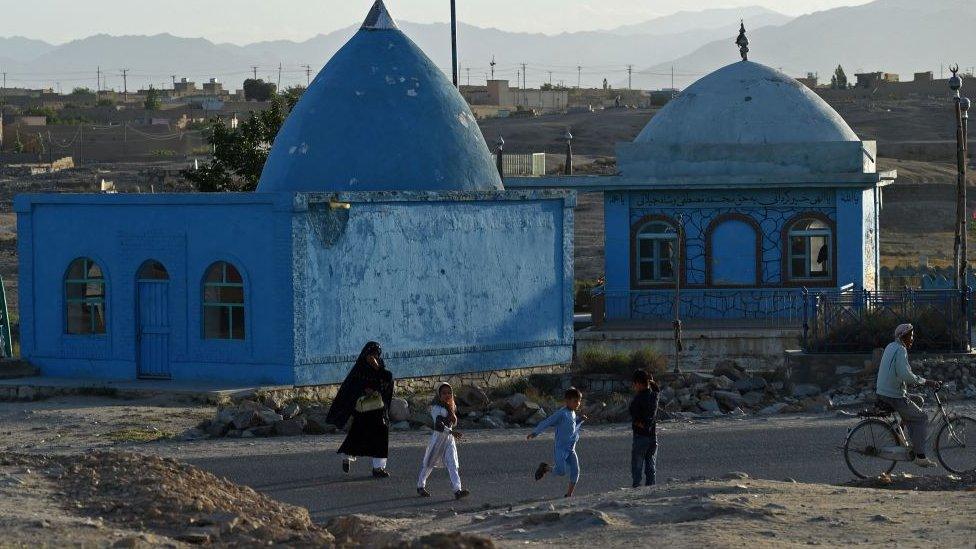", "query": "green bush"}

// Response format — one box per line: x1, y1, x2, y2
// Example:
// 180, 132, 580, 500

576, 347, 666, 378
